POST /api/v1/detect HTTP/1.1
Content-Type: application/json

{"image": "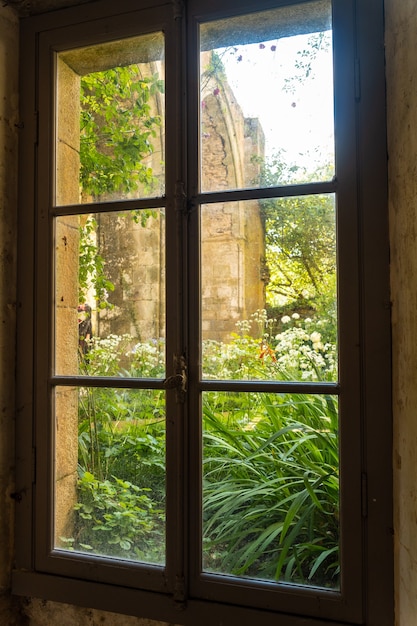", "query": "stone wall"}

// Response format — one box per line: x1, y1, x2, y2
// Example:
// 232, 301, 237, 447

96, 209, 166, 342
385, 1, 417, 623
97, 52, 266, 344
51, 48, 266, 348
200, 57, 265, 341
54, 57, 81, 543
